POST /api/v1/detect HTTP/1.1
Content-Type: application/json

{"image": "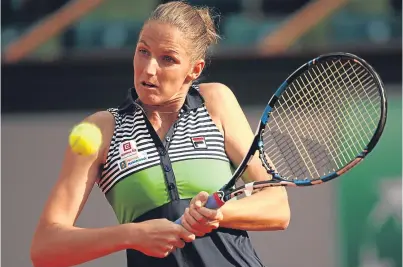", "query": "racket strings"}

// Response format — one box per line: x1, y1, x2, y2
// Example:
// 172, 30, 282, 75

297, 73, 344, 166
288, 61, 380, 176
282, 75, 342, 172
265, 131, 311, 178
264, 62, 352, 178
310, 63, 369, 159
273, 82, 340, 171
322, 61, 380, 151
266, 62, 356, 166
318, 67, 379, 153
275, 61, 375, 150
322, 62, 378, 139
262, 59, 381, 180
333, 61, 381, 134
302, 60, 379, 170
